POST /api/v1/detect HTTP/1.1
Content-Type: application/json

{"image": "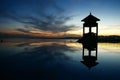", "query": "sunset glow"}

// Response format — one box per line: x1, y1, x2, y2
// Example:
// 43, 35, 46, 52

0, 0, 120, 38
